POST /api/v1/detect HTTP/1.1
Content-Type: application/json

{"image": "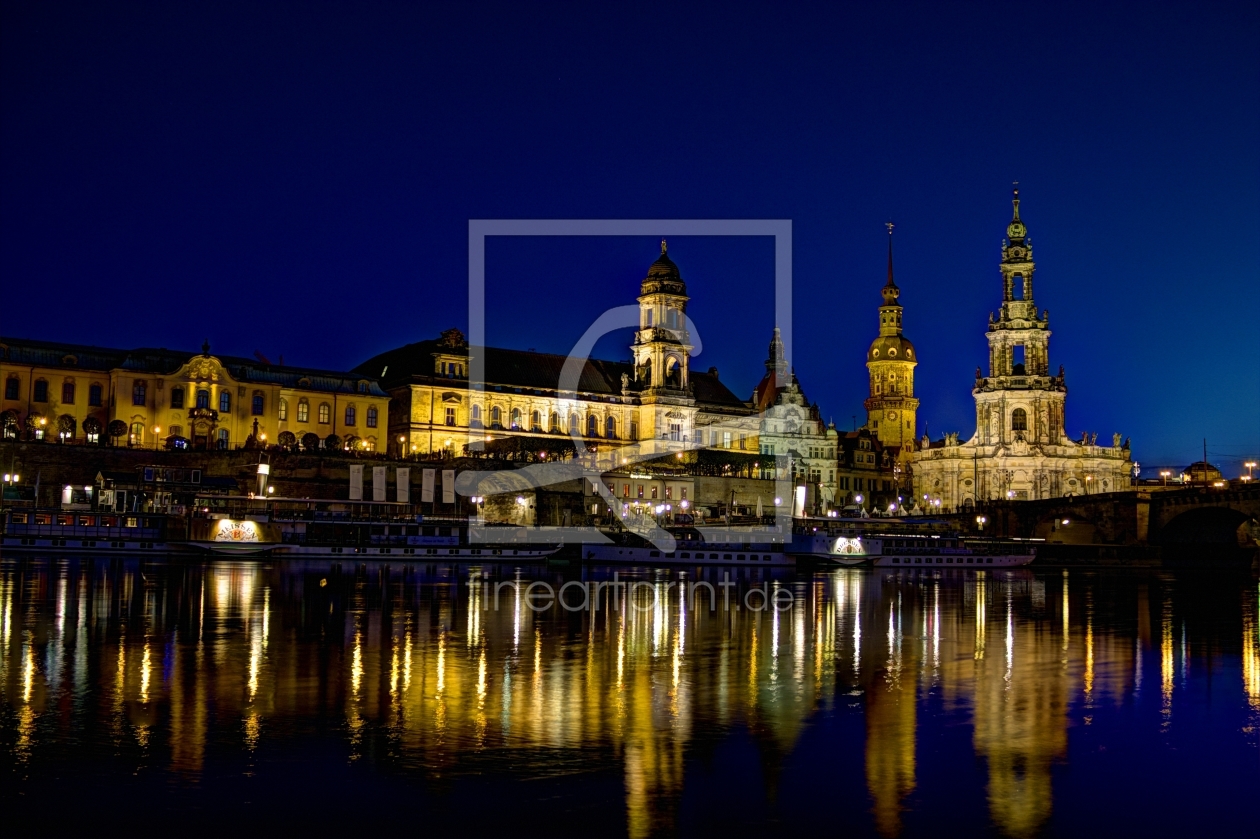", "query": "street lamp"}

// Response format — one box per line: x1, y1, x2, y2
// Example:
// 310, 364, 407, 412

153, 426, 161, 451
976, 515, 987, 531
1085, 475, 1093, 495
1246, 461, 1257, 480
1160, 470, 1171, 486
